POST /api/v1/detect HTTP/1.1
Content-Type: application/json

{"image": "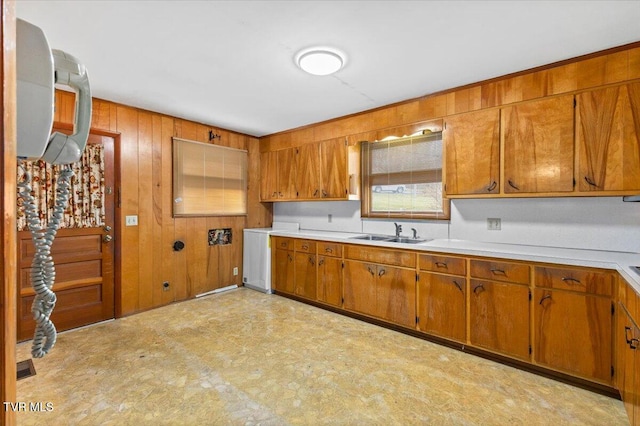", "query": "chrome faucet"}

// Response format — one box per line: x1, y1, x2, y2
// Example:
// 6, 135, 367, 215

394, 222, 402, 237
411, 228, 418, 239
